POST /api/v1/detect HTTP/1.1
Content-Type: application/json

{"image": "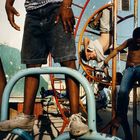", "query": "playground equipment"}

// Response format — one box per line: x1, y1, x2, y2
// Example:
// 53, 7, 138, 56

0, 0, 139, 139
132, 83, 140, 140
77, 2, 133, 85
77, 0, 140, 138
1, 67, 121, 140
